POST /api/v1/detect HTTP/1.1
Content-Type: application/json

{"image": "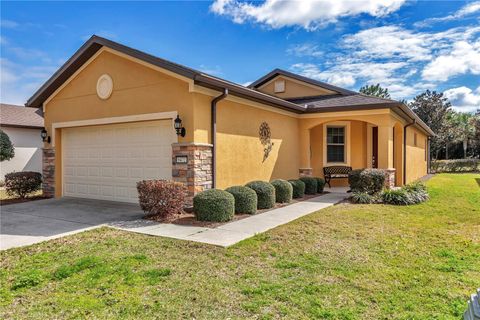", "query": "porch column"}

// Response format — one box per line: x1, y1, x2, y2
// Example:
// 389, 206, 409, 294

377, 125, 396, 188
377, 126, 394, 169
299, 126, 312, 177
